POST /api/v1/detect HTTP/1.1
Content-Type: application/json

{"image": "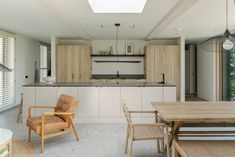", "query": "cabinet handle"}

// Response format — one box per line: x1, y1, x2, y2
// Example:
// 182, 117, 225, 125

72, 74, 74, 79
